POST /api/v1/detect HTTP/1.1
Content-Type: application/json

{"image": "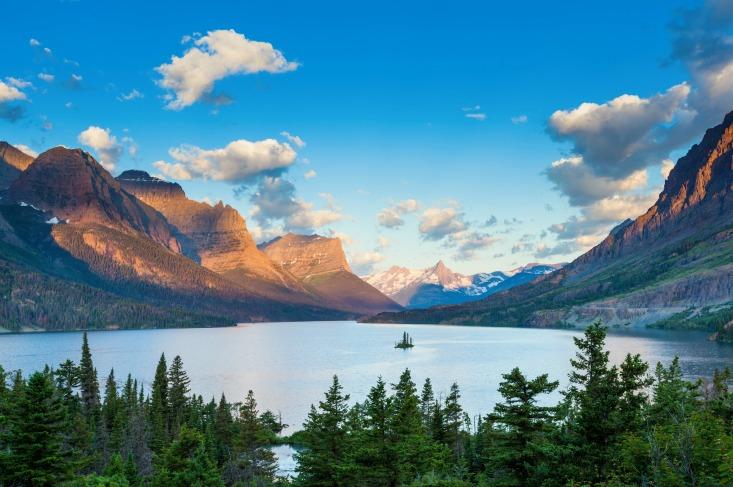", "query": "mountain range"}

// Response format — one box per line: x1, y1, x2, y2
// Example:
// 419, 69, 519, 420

364, 260, 562, 308
0, 146, 399, 331
368, 110, 733, 342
